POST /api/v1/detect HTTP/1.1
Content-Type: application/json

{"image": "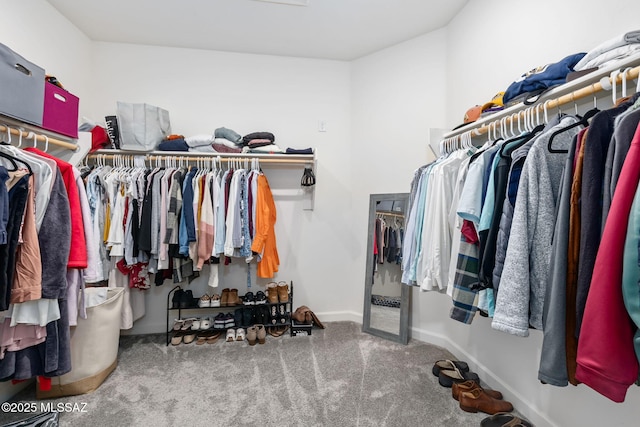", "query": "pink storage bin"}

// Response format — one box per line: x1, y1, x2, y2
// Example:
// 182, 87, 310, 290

42, 81, 79, 138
